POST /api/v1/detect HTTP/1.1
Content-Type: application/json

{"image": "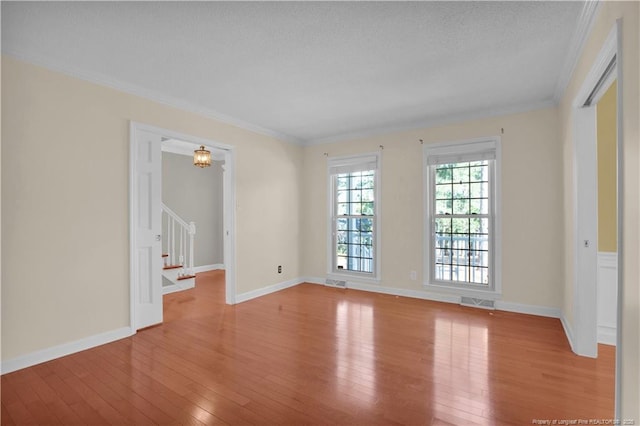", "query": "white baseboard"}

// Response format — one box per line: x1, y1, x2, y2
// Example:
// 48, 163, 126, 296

193, 264, 224, 273
494, 300, 561, 318
1, 326, 133, 374
305, 278, 560, 319
598, 325, 616, 346
235, 277, 304, 304
300, 276, 329, 286
561, 314, 577, 353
